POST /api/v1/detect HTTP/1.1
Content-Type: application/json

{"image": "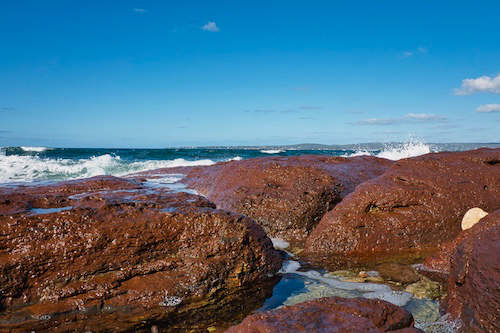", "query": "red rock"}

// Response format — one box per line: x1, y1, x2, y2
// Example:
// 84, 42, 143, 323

443, 209, 500, 332
133, 155, 391, 245
0, 176, 281, 332
226, 296, 422, 332
304, 148, 500, 266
